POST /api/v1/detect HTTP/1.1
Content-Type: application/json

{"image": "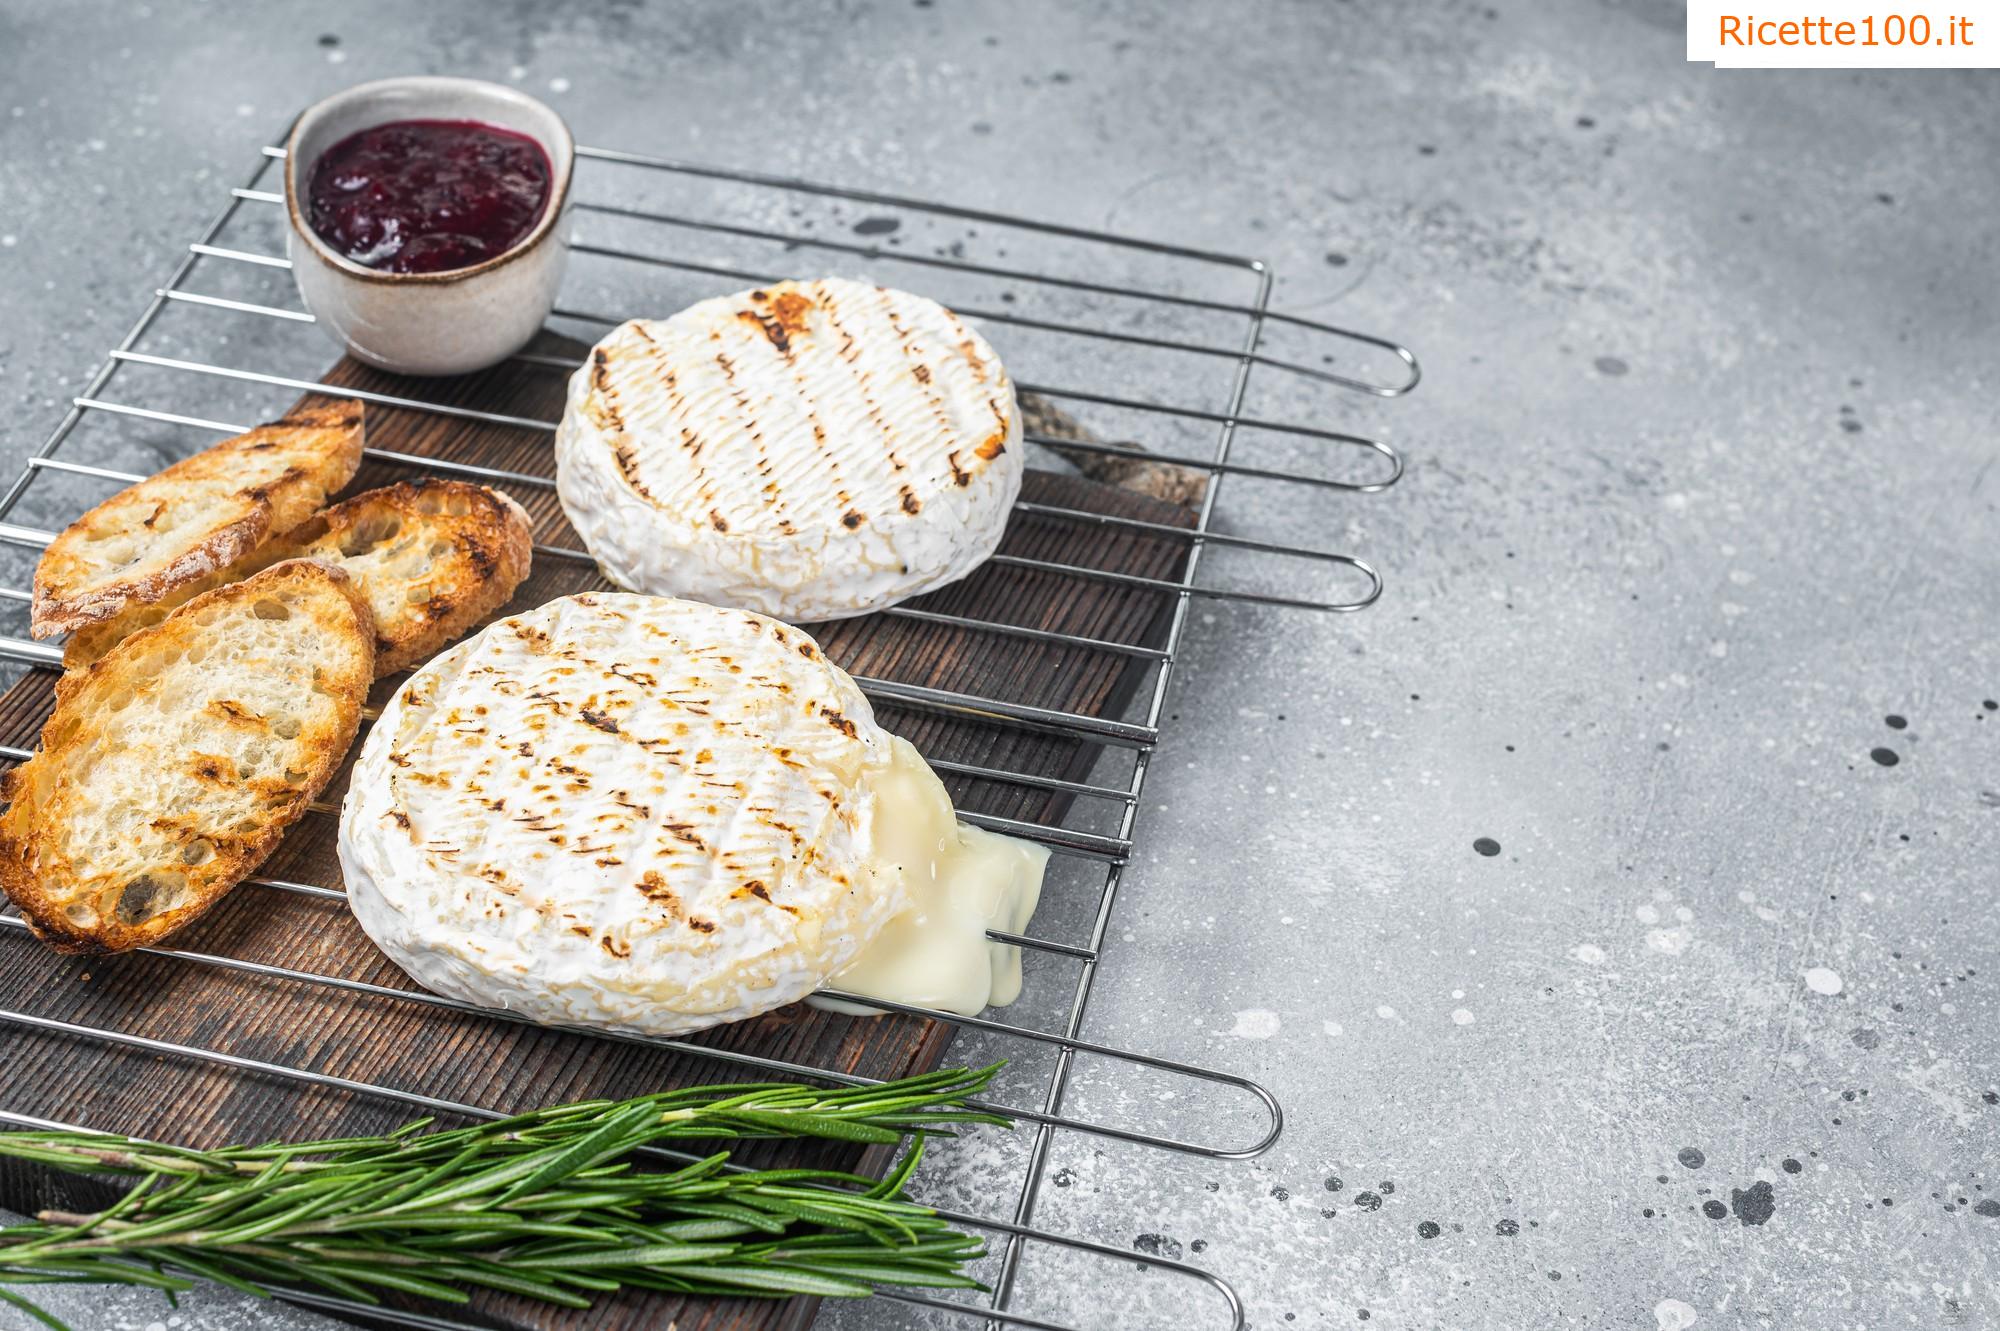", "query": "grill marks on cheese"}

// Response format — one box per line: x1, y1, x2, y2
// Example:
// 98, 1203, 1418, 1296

392, 620, 856, 935
555, 278, 1025, 622
341, 594, 914, 1033
596, 282, 1007, 536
